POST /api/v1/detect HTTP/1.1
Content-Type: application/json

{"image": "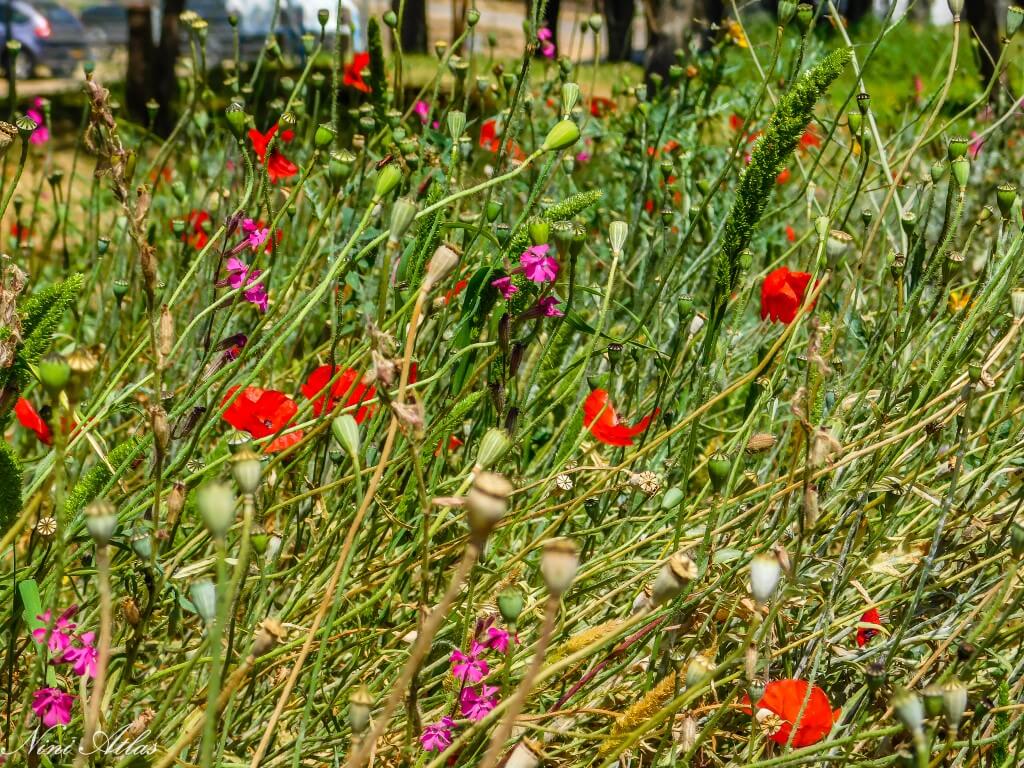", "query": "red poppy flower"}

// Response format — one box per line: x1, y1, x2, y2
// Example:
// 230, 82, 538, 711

743, 679, 840, 747
300, 366, 377, 421
729, 113, 745, 132
761, 266, 814, 324
786, 225, 796, 242
435, 434, 464, 456
15, 398, 52, 445
590, 96, 616, 118
443, 279, 468, 306
582, 389, 658, 447
180, 210, 211, 249
10, 222, 31, 242
343, 51, 372, 93
221, 386, 301, 452
248, 125, 298, 183
776, 168, 791, 184
856, 607, 882, 647
799, 126, 821, 151
479, 120, 526, 160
